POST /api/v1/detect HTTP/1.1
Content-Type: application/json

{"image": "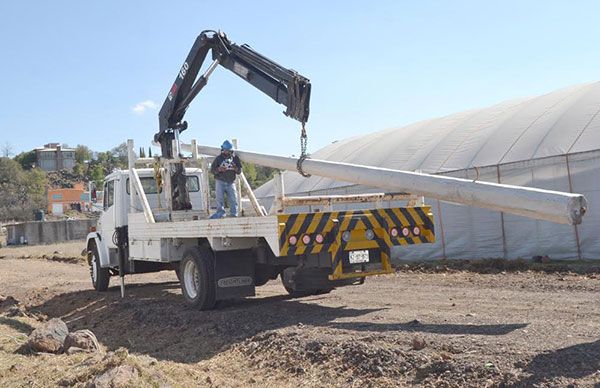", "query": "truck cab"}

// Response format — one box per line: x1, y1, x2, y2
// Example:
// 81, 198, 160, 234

98, 167, 204, 238
87, 168, 205, 289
